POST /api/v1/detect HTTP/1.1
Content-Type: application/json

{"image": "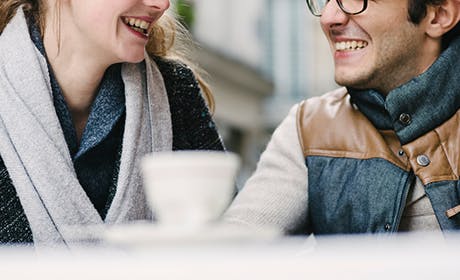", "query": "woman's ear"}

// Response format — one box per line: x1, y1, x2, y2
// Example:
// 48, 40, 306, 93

425, 0, 460, 38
